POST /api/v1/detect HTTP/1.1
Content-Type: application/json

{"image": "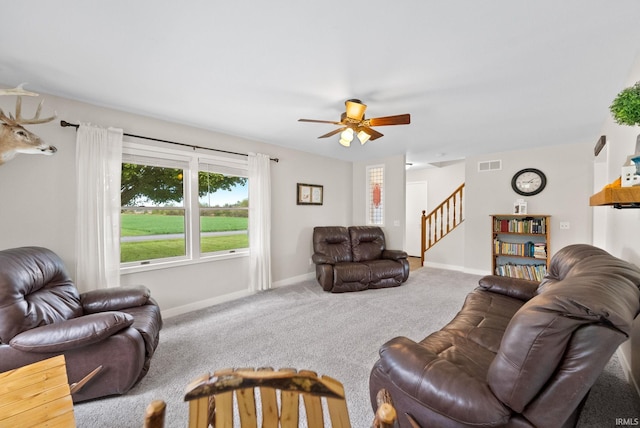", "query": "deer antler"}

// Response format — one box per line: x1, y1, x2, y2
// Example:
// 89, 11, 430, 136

12, 96, 56, 125
0, 83, 39, 97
